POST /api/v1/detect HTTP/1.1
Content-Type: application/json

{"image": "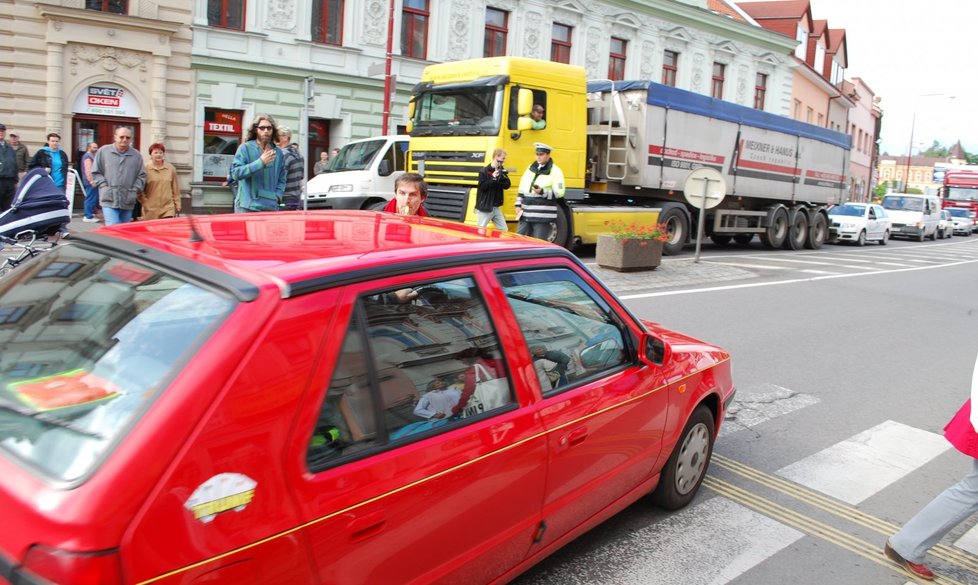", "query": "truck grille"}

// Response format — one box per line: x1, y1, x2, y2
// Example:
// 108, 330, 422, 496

412, 150, 485, 179
425, 185, 469, 221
